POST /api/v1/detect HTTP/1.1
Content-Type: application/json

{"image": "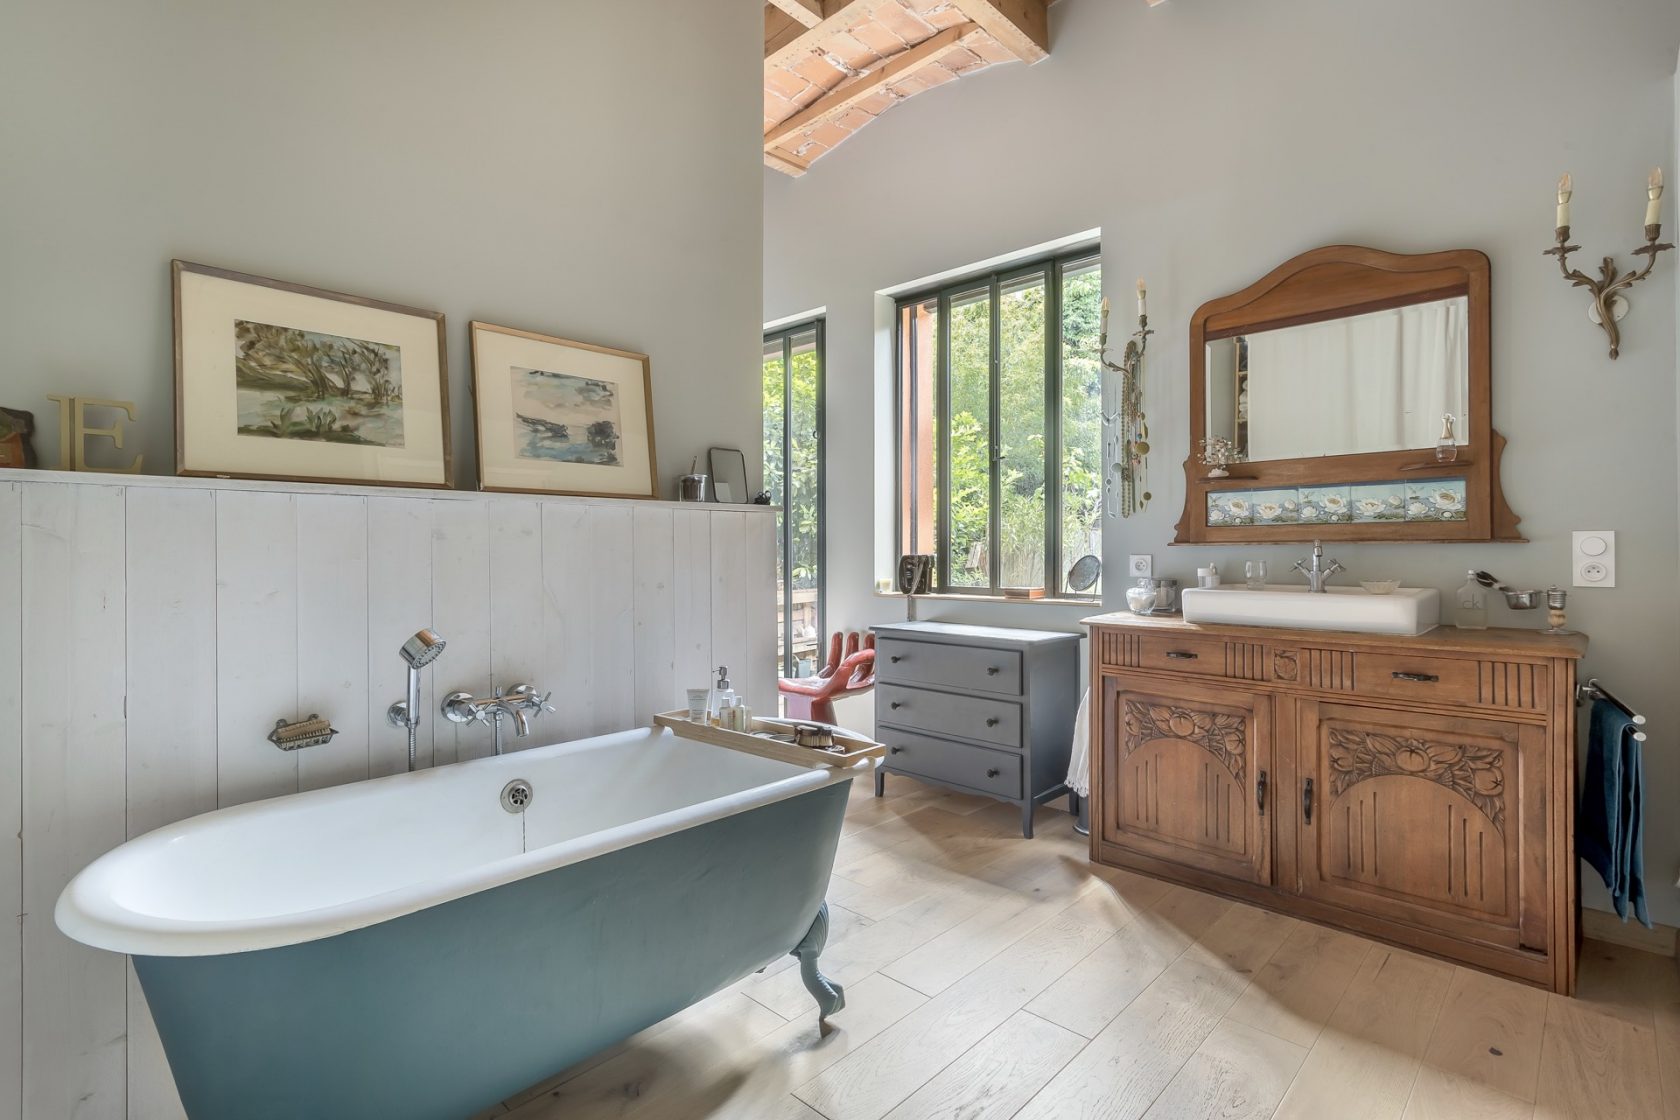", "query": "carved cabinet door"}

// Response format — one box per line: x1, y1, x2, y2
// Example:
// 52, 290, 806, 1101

1295, 700, 1547, 952
1099, 674, 1272, 885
